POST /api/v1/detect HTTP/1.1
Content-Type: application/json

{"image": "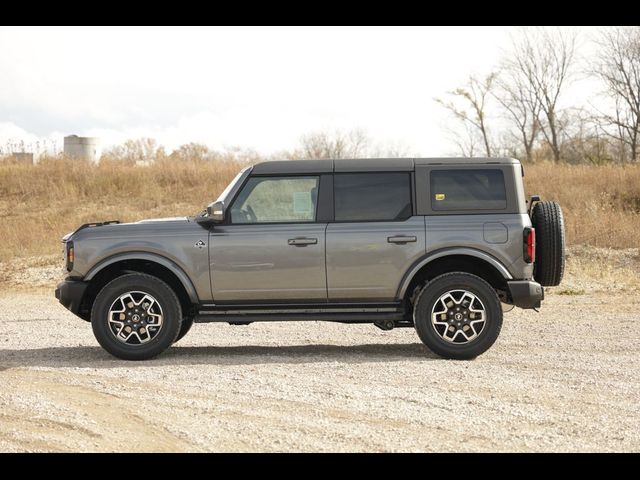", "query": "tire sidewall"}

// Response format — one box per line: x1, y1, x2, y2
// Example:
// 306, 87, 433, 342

174, 316, 194, 343
414, 273, 502, 360
91, 274, 182, 360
